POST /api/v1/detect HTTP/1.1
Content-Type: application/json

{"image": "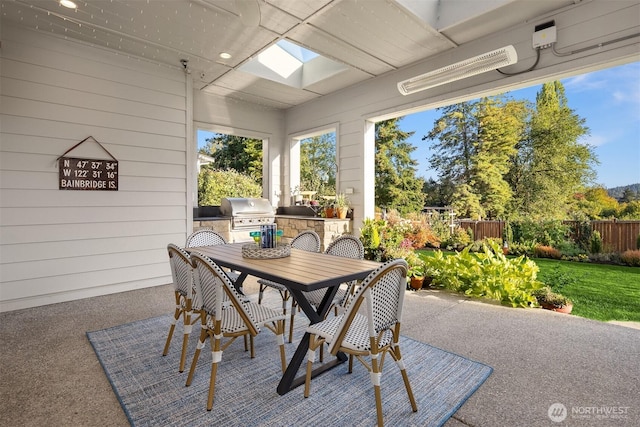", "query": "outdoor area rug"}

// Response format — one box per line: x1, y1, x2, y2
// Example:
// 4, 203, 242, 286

87, 314, 492, 427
